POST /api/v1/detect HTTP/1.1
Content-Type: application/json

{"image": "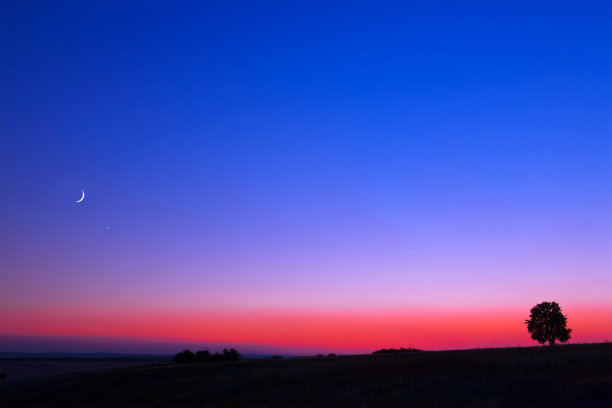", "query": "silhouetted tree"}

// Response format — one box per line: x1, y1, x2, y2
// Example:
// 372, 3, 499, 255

195, 350, 211, 362
525, 301, 572, 345
223, 348, 241, 361
174, 349, 196, 363
210, 352, 224, 362
174, 348, 241, 363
